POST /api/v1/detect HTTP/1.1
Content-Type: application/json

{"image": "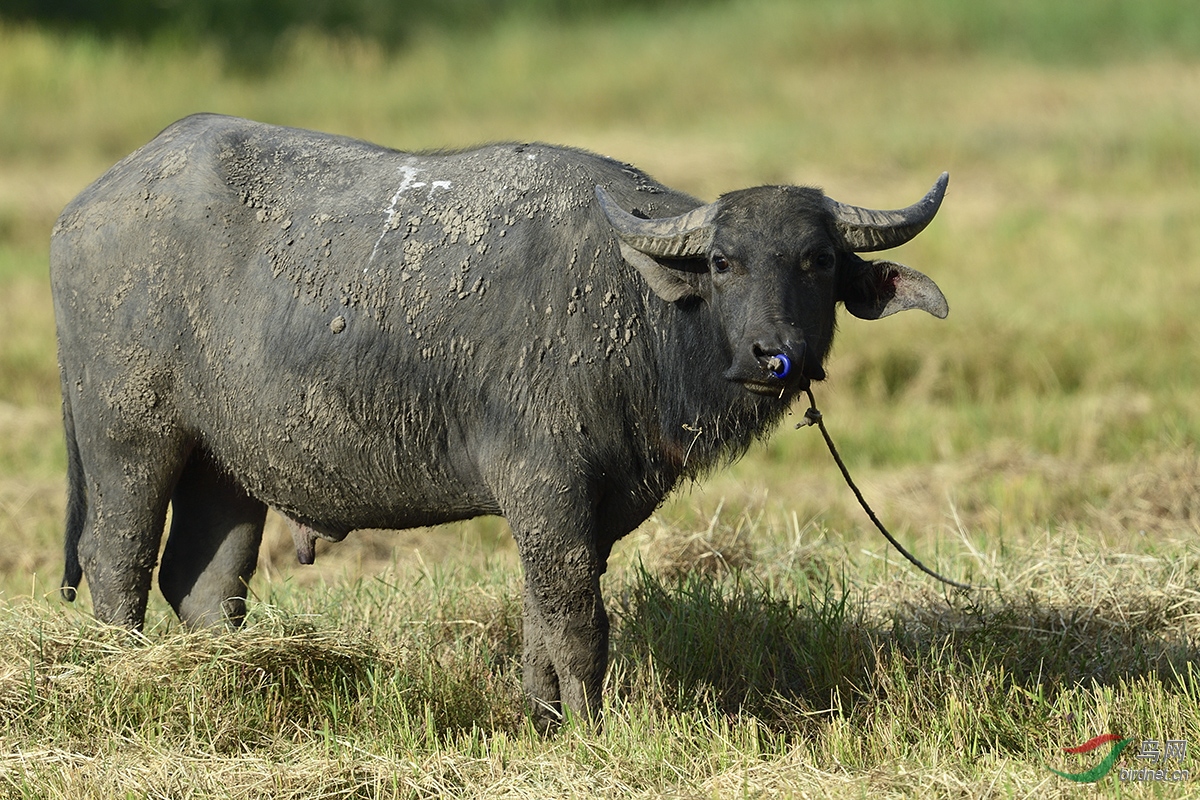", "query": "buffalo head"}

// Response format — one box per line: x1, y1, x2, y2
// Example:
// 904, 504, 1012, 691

596, 173, 949, 395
